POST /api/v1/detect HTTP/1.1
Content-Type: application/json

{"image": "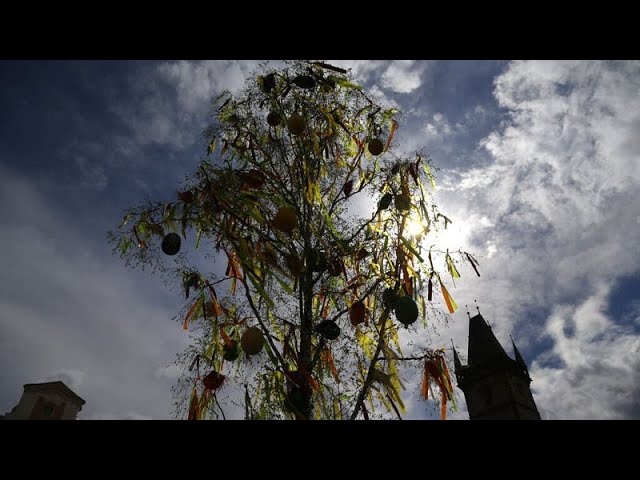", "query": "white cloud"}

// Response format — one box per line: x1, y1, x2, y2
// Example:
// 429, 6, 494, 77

381, 60, 425, 93
435, 60, 640, 419
465, 105, 488, 123
531, 284, 640, 419
41, 369, 86, 391
157, 60, 261, 114
326, 60, 428, 96
154, 364, 184, 383
0, 166, 191, 420
326, 60, 387, 84
114, 60, 428, 160
111, 60, 263, 152
424, 112, 463, 139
